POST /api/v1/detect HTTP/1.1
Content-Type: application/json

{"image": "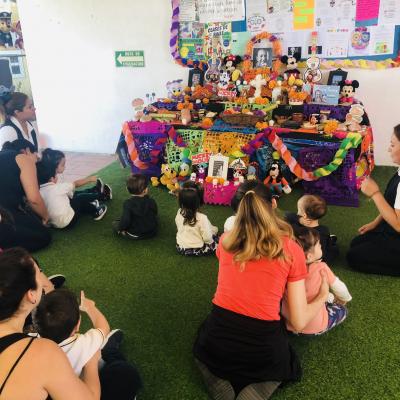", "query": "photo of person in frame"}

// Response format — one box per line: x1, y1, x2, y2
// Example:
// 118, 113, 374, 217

253, 48, 272, 68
